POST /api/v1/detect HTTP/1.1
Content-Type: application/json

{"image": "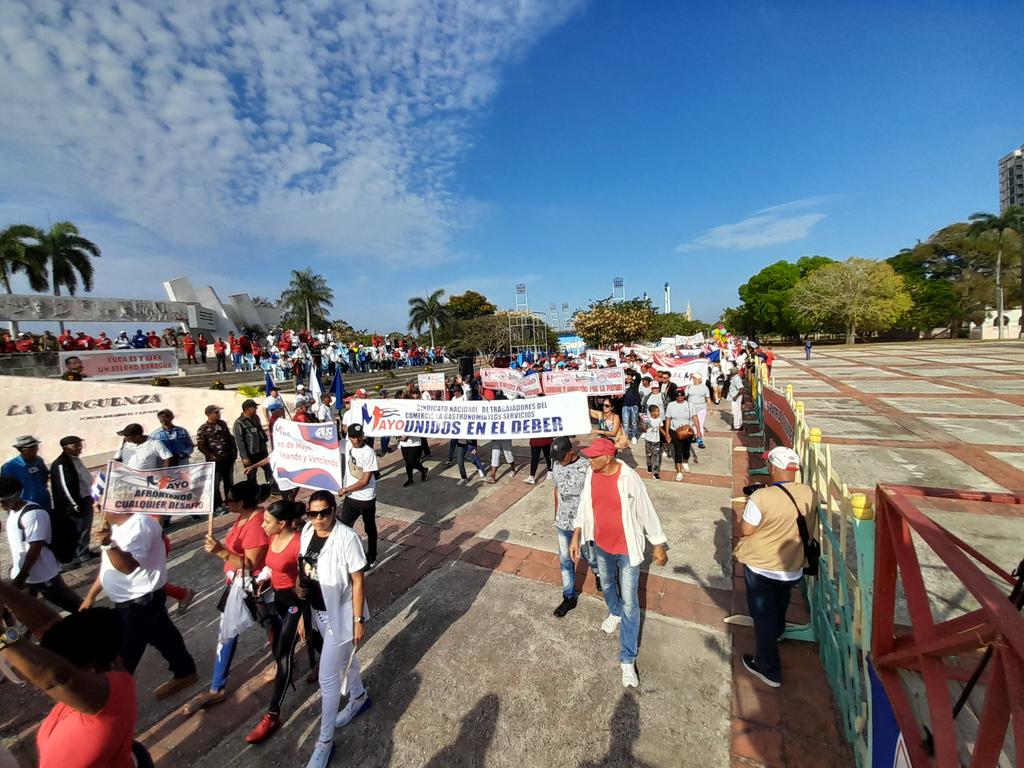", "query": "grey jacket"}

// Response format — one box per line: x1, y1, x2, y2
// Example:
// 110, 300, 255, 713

232, 415, 268, 461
